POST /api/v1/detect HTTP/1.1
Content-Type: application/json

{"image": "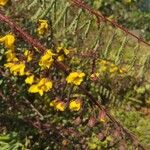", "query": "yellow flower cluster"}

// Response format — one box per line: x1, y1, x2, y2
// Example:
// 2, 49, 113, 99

0, 0, 8, 6
0, 34, 34, 76
0, 33, 54, 96
66, 72, 85, 86
50, 99, 82, 111
0, 26, 84, 98
39, 49, 55, 70
0, 34, 24, 76
28, 77, 53, 96
37, 20, 48, 35
99, 59, 127, 75
4, 49, 33, 76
